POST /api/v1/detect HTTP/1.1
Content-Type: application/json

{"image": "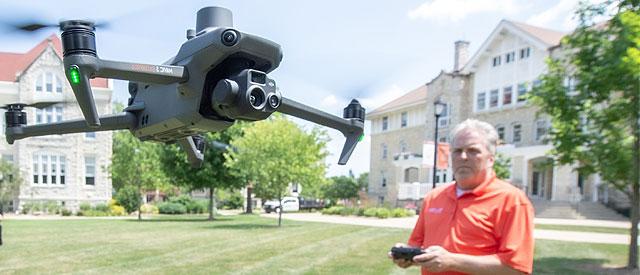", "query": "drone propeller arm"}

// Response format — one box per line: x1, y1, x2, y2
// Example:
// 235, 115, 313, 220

5, 112, 137, 144
277, 97, 364, 165
178, 136, 205, 168
95, 59, 188, 85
